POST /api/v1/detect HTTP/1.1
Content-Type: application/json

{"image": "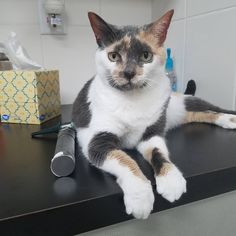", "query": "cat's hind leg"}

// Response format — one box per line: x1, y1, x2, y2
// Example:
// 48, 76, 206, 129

87, 131, 154, 219
167, 93, 236, 130
184, 96, 236, 129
